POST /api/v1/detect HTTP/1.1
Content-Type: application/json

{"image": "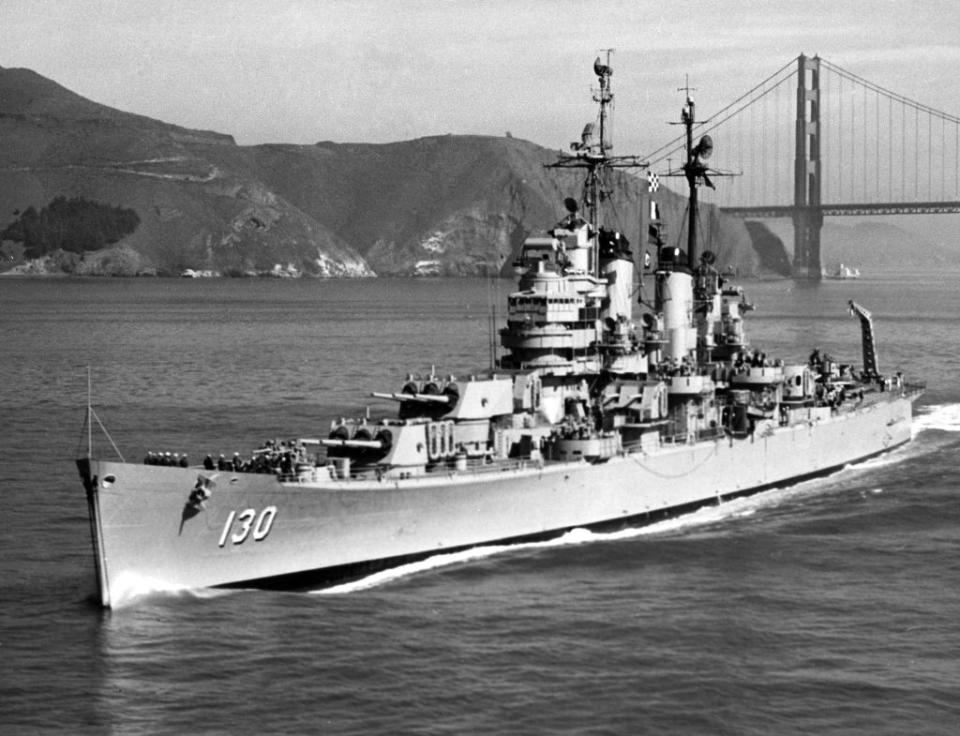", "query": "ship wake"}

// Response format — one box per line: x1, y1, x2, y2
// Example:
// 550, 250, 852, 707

106, 571, 235, 609
913, 403, 960, 435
